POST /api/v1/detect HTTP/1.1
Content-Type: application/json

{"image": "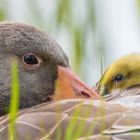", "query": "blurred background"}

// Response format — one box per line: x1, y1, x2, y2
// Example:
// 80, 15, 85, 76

0, 0, 140, 86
